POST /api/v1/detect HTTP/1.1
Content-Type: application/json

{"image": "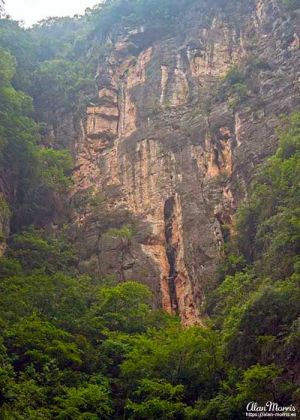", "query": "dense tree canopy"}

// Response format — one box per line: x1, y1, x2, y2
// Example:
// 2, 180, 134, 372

0, 1, 299, 418
0, 113, 298, 418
